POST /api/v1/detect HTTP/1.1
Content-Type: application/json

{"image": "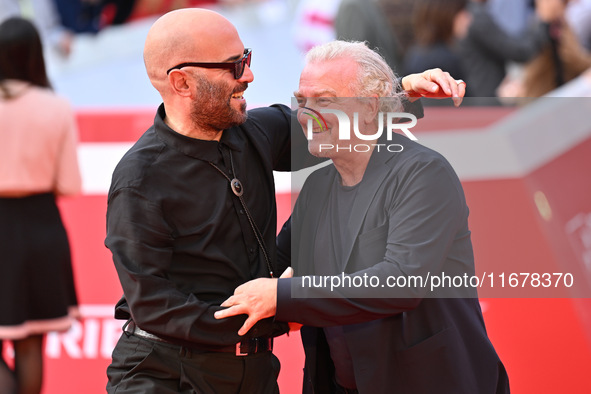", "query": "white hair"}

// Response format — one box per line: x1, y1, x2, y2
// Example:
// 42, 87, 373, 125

305, 40, 404, 113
